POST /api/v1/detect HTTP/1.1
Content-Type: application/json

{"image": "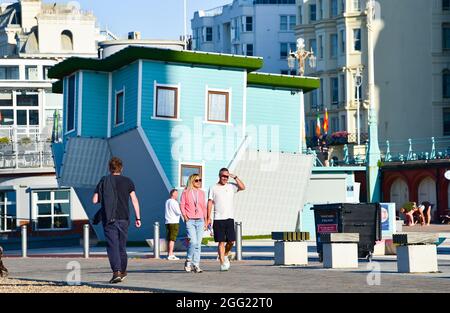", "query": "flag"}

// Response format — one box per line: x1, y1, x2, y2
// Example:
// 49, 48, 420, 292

323, 108, 329, 134
315, 112, 321, 138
